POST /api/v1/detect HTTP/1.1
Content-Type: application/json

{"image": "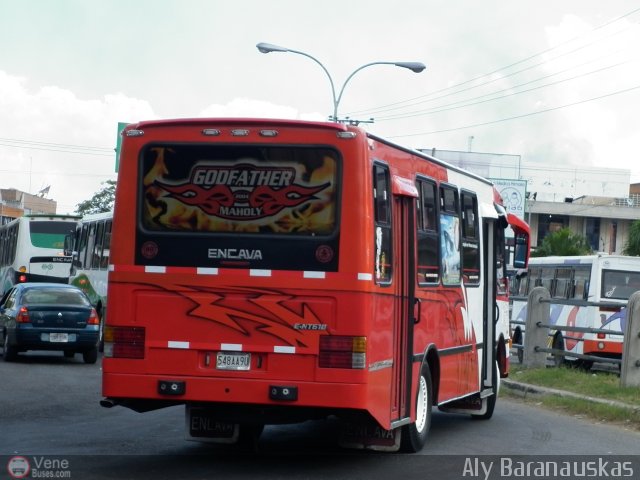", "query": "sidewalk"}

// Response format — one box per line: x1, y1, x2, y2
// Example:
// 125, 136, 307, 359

502, 378, 640, 412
